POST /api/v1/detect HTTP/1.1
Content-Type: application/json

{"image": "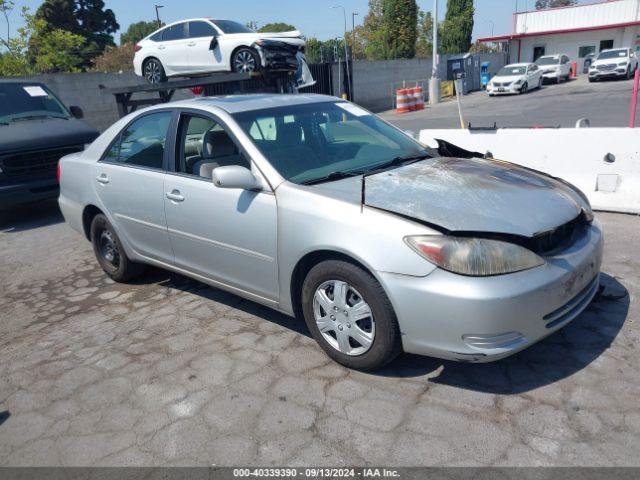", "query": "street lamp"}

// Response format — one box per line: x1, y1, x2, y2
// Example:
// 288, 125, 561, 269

154, 5, 164, 29
331, 5, 352, 99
